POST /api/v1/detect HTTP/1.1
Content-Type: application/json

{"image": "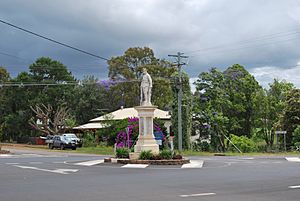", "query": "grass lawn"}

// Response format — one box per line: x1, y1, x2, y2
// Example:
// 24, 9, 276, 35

181, 150, 300, 157
75, 146, 114, 155
2, 143, 299, 157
